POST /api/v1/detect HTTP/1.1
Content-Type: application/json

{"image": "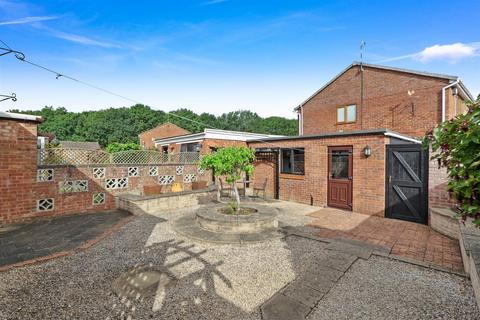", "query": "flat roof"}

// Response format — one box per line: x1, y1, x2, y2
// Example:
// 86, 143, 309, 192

0, 111, 42, 123
154, 128, 284, 145
247, 128, 421, 144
